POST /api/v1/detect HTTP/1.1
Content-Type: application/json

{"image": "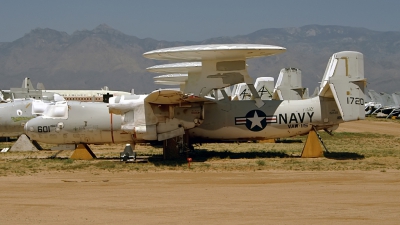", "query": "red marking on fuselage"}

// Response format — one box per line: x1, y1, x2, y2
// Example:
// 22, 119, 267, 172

110, 113, 114, 143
